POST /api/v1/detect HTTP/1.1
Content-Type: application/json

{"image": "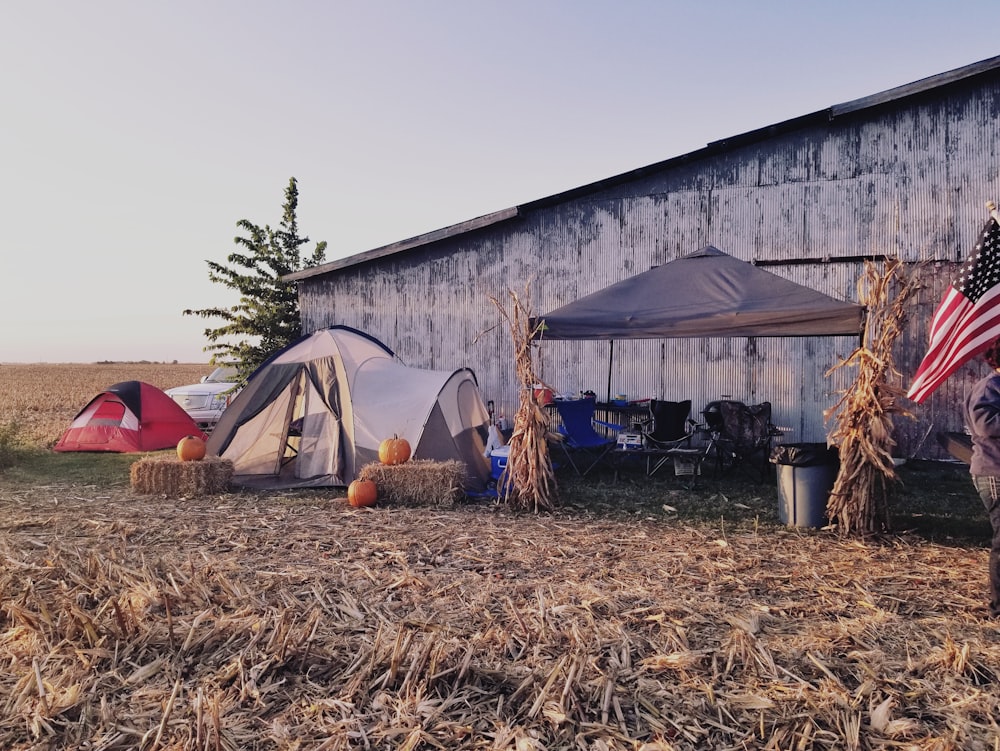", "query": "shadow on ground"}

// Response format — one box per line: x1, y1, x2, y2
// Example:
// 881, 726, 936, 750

551, 456, 989, 547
